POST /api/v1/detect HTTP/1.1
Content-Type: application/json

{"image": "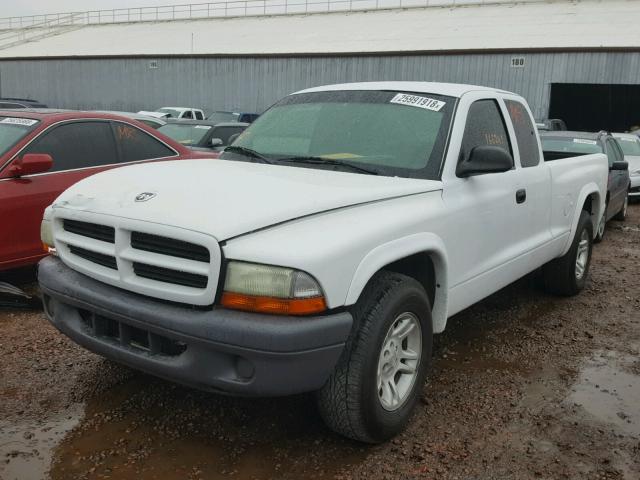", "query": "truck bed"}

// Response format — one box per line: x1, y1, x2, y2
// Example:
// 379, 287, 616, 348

543, 150, 591, 162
